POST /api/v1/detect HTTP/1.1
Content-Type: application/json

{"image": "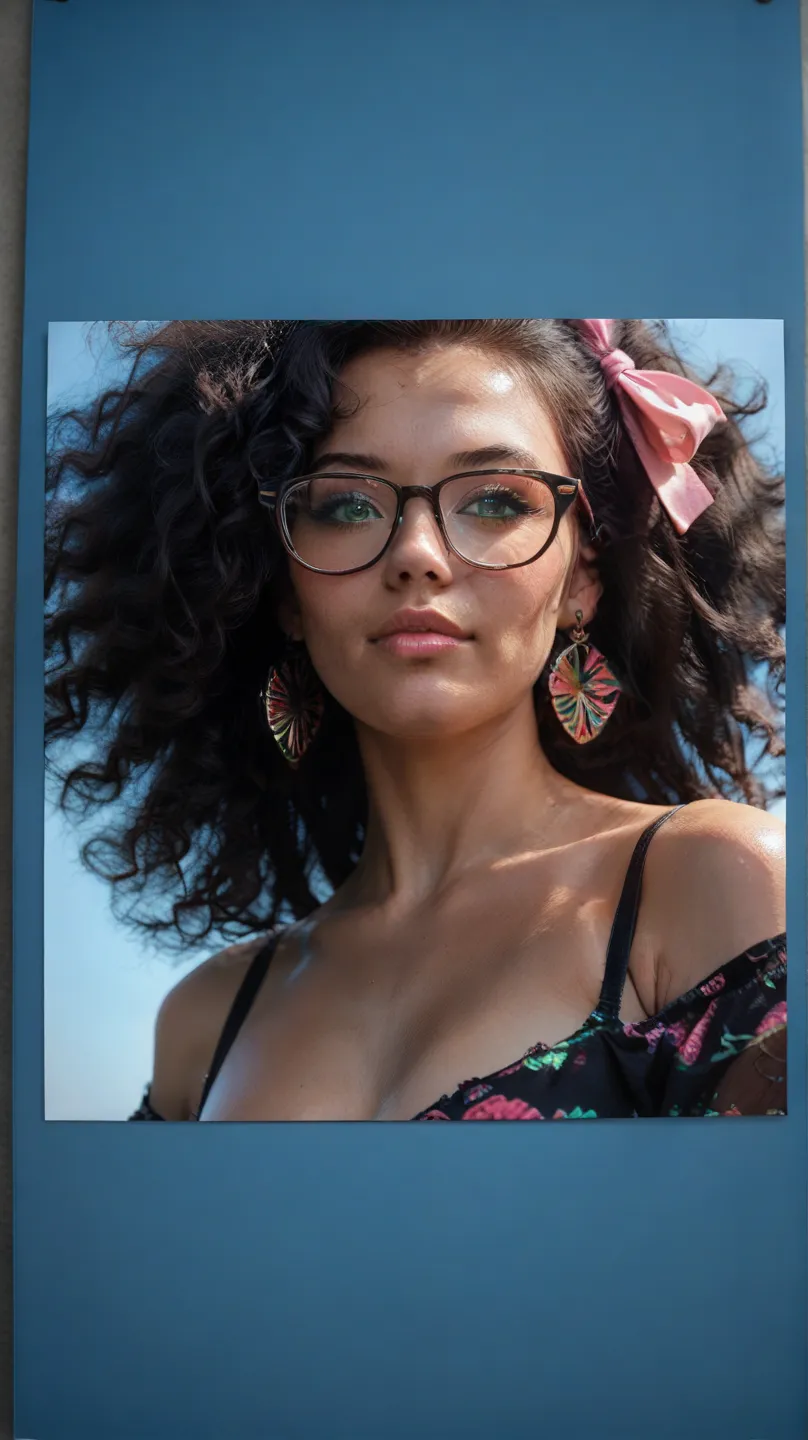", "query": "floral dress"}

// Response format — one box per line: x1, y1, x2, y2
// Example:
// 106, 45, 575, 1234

408, 936, 786, 1120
